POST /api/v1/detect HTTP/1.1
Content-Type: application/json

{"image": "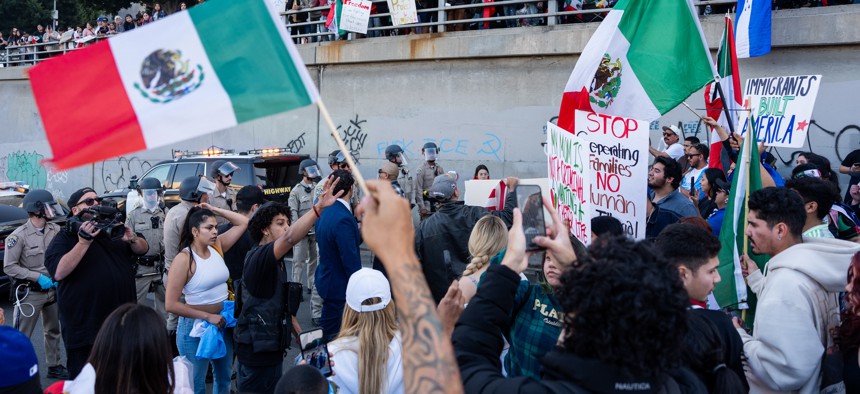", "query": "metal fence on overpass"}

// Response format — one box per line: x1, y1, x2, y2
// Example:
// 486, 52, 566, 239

0, 0, 769, 68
